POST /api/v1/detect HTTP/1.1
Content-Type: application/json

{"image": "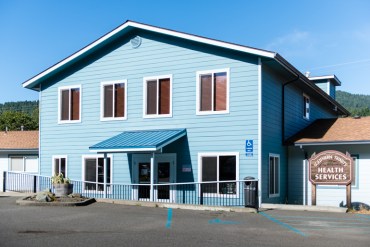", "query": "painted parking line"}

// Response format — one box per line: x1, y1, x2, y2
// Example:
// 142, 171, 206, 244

166, 208, 173, 229
259, 211, 307, 237
265, 213, 370, 234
